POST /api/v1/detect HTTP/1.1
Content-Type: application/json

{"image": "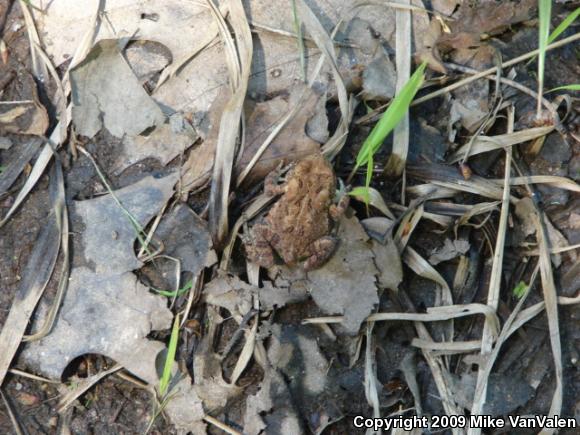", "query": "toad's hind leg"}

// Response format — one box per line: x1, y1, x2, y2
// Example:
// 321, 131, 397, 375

303, 236, 338, 271
264, 163, 287, 196
244, 222, 275, 269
